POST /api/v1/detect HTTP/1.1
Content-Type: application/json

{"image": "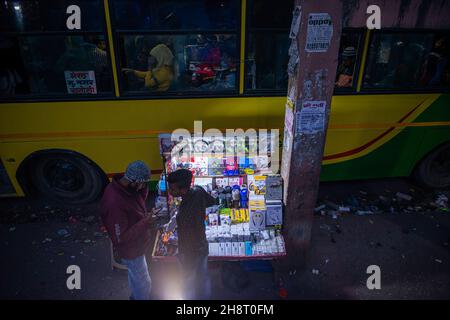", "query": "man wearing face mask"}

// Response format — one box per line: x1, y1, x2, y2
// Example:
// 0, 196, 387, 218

100, 160, 158, 300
